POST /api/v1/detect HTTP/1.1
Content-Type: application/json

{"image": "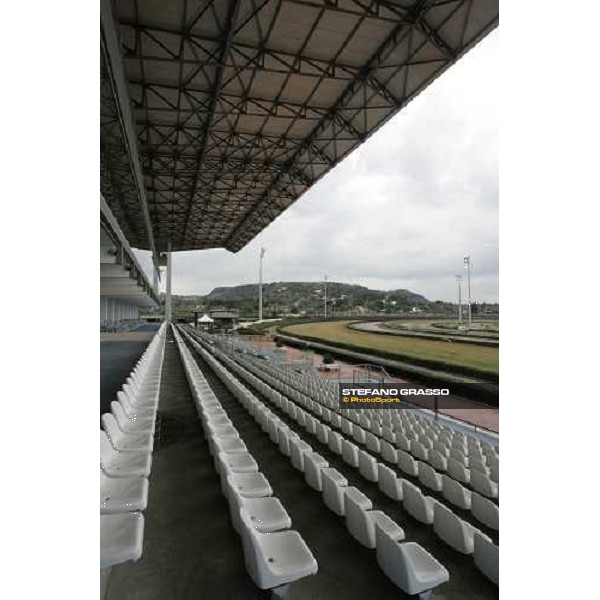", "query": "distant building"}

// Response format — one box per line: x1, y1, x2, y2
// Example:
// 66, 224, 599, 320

210, 308, 239, 331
